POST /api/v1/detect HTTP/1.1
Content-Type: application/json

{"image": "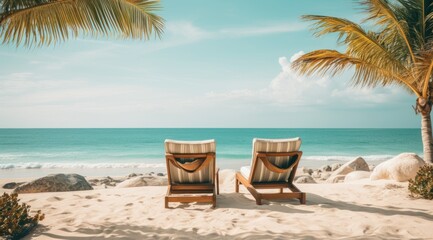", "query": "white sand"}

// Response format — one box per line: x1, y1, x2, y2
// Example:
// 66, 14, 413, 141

2, 169, 433, 239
